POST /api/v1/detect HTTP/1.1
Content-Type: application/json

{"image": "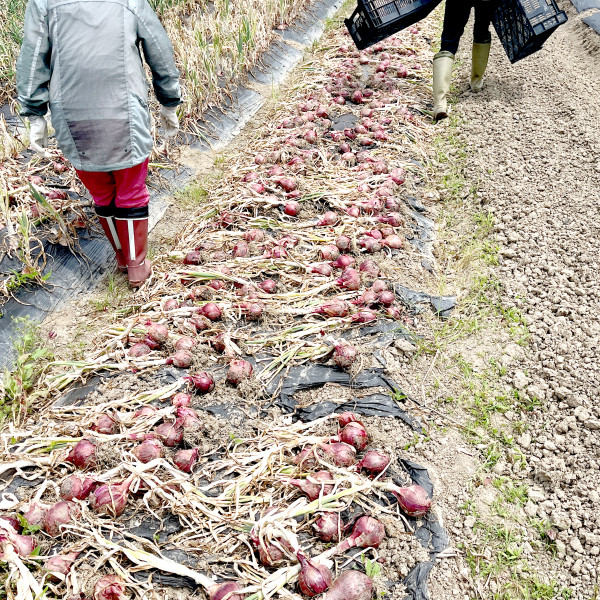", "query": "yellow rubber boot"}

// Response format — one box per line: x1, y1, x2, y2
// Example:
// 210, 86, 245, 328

433, 51, 454, 121
471, 42, 491, 92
